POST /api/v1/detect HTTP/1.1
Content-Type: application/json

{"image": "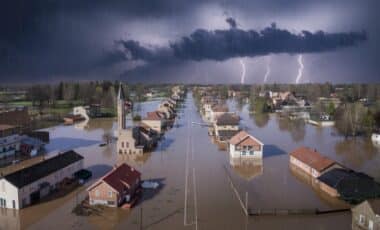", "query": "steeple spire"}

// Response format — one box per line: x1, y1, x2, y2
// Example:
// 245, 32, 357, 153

118, 82, 125, 100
